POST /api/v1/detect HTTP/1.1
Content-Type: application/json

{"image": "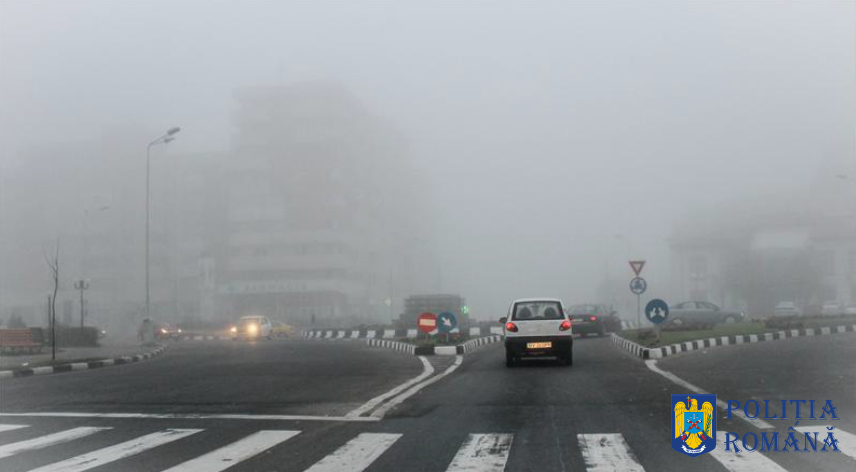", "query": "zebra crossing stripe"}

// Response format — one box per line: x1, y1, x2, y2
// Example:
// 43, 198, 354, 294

161, 430, 300, 472
27, 428, 202, 472
303, 433, 401, 472
708, 431, 788, 472
0, 426, 110, 459
445, 433, 513, 472
795, 426, 856, 460
577, 433, 644, 472
0, 424, 28, 432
